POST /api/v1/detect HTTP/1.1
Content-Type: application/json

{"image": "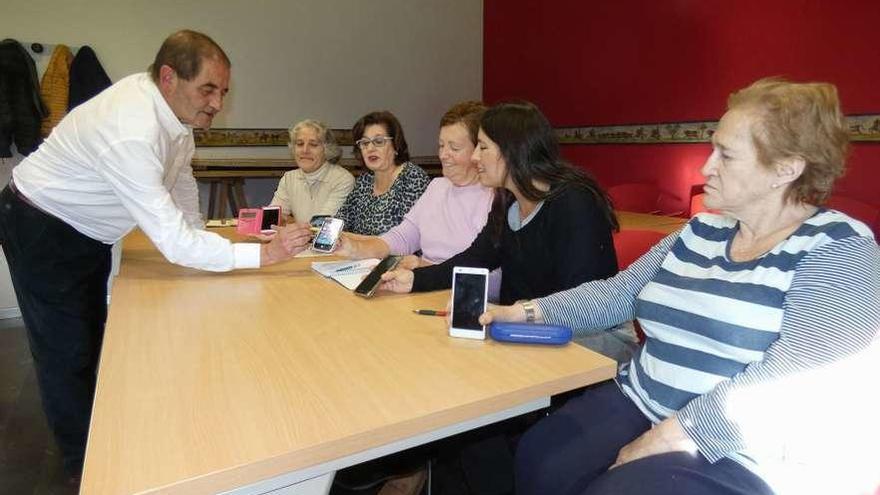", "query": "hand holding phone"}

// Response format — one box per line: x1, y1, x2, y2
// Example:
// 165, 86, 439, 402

354, 255, 401, 297
449, 266, 489, 340
311, 217, 345, 252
